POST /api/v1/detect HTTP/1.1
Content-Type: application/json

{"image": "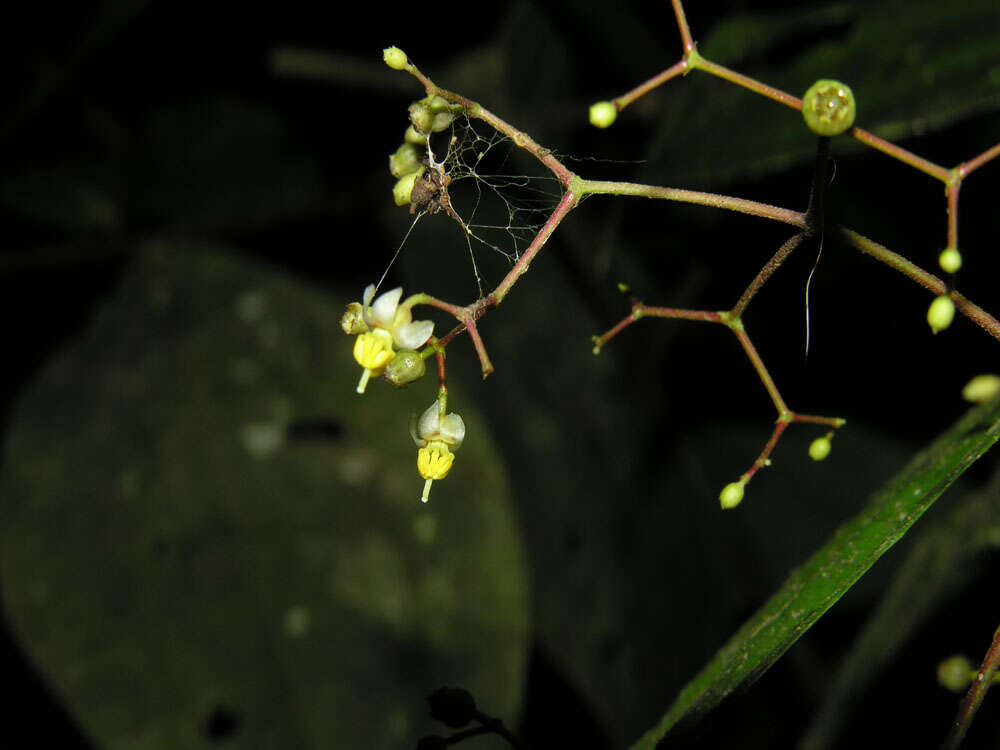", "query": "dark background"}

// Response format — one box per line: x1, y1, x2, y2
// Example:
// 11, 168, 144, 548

2, 0, 1000, 747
